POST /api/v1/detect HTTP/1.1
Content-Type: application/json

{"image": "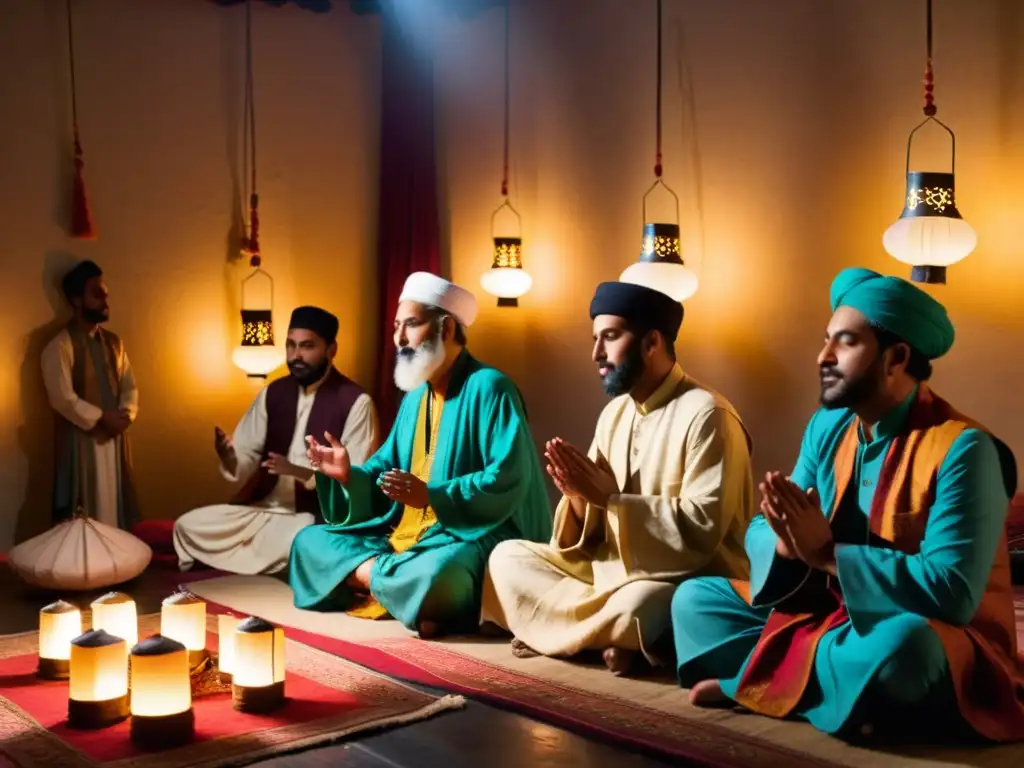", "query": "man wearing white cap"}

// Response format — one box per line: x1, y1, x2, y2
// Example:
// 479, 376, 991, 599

290, 272, 552, 637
